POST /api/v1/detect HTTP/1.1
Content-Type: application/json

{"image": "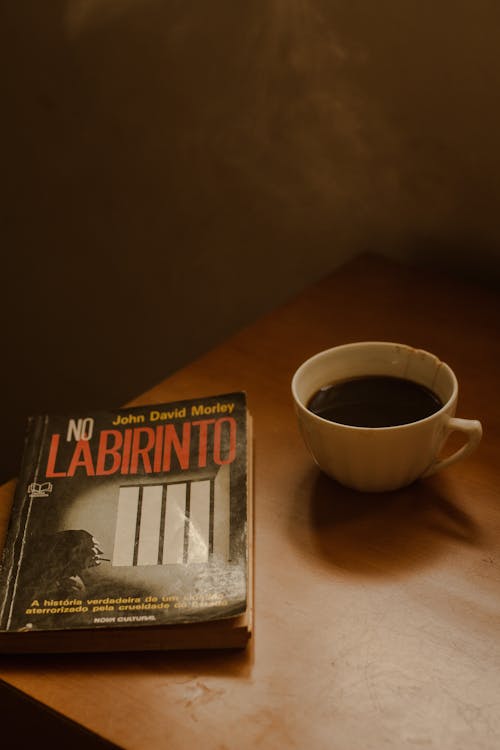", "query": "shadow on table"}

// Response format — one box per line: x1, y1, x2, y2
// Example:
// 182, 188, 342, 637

290, 468, 482, 578
0, 638, 253, 680
2, 639, 253, 684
